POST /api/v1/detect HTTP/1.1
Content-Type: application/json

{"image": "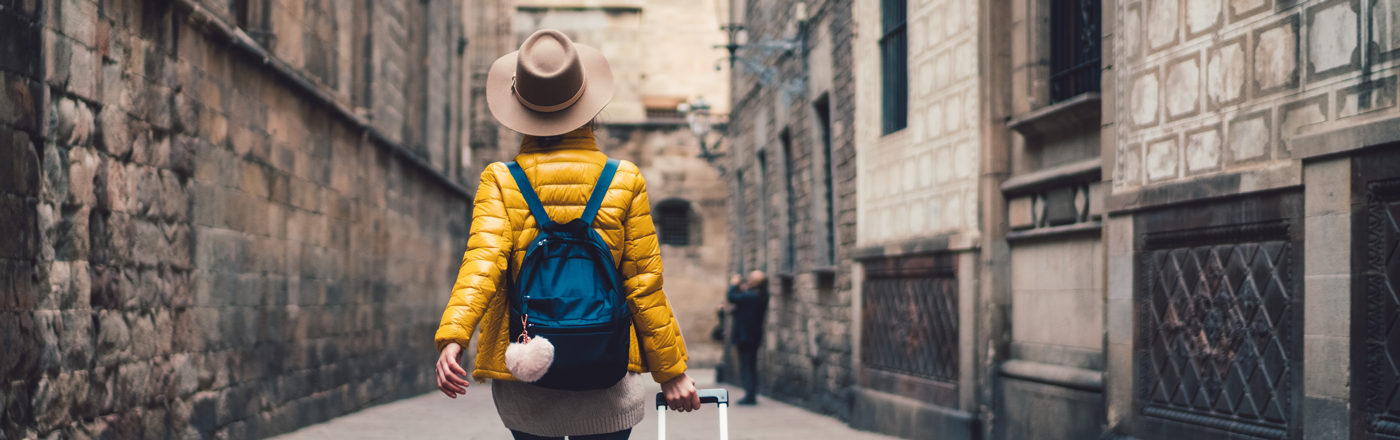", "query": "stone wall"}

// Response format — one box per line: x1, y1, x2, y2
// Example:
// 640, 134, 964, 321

462, 0, 519, 186
725, 0, 860, 419
0, 1, 477, 439
846, 1, 992, 437
856, 0, 982, 244
1113, 0, 1400, 196
989, 0, 1113, 438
